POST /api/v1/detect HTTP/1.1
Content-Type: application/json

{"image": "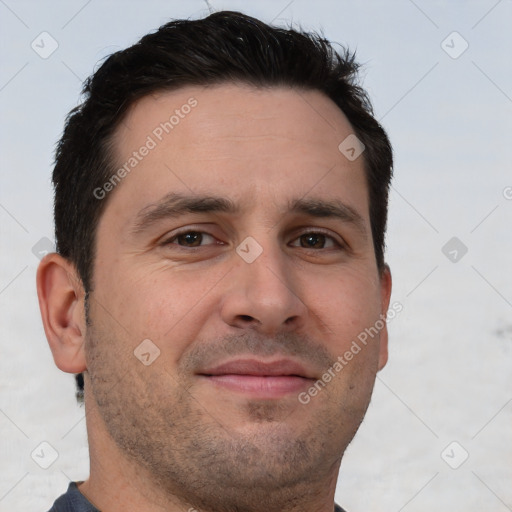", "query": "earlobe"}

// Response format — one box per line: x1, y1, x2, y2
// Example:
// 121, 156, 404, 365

36, 253, 87, 373
377, 264, 392, 371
